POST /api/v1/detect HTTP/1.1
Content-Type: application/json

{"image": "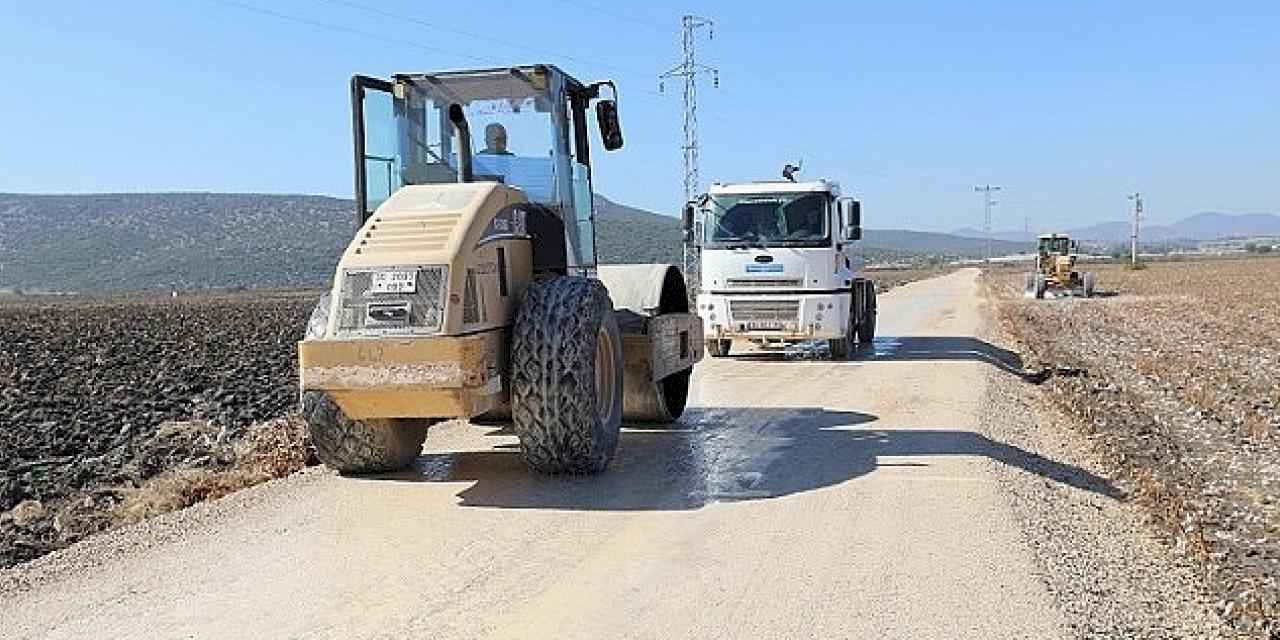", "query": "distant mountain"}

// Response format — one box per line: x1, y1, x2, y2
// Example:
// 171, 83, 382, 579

955, 212, 1280, 244
951, 227, 1037, 243
0, 192, 1027, 292
863, 229, 1028, 256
